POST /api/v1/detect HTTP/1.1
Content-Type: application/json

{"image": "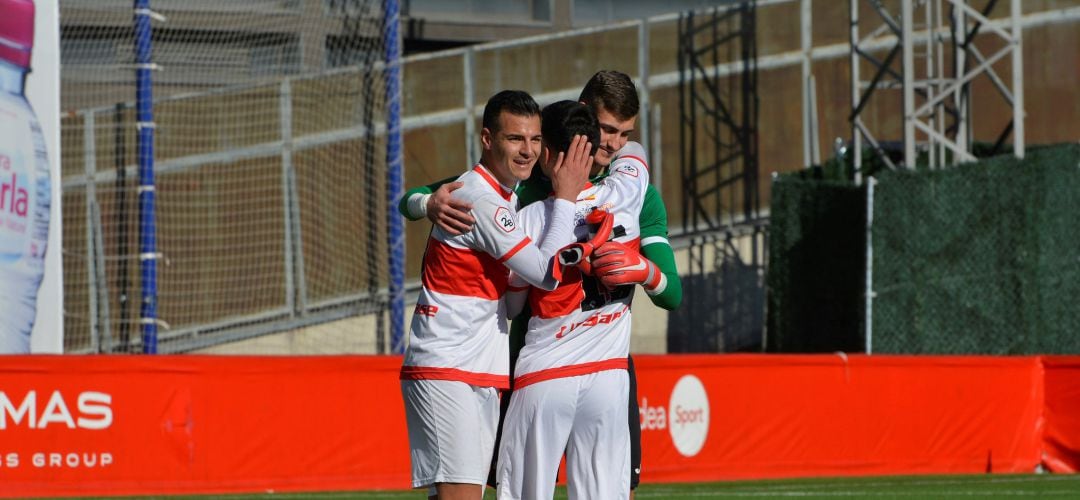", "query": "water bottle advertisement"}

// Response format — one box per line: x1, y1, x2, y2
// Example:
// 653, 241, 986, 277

0, 0, 62, 353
